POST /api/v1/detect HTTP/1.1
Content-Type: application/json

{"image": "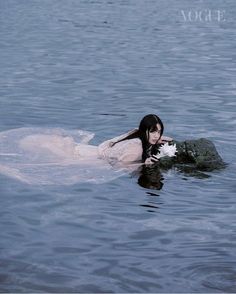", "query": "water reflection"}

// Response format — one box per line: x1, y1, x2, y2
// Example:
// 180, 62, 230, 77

137, 165, 164, 190
136, 163, 212, 191
175, 164, 211, 179
139, 203, 159, 212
